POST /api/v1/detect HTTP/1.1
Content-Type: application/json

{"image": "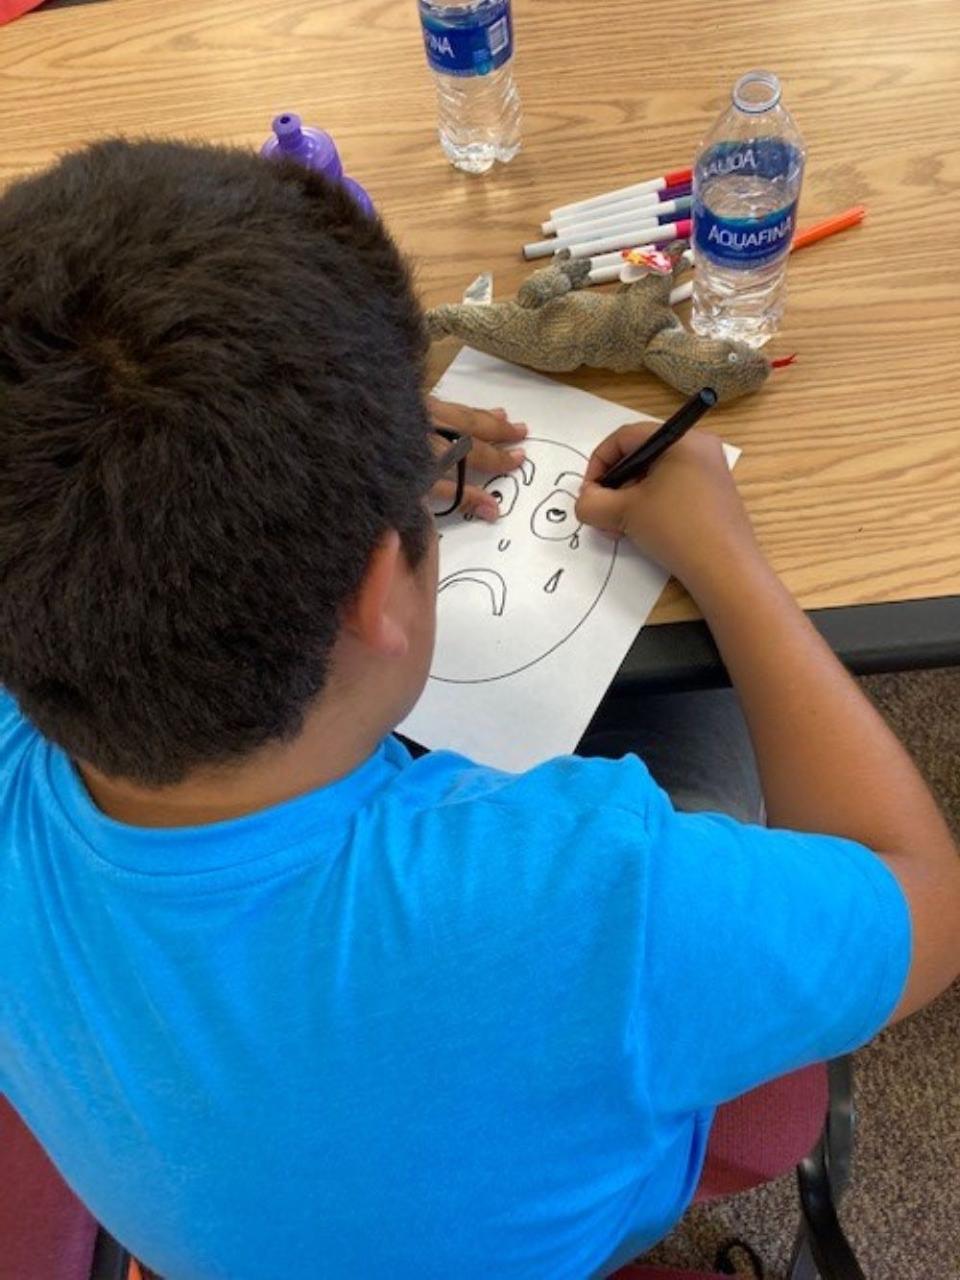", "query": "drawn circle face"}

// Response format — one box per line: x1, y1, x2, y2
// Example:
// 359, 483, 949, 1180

431, 438, 618, 684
